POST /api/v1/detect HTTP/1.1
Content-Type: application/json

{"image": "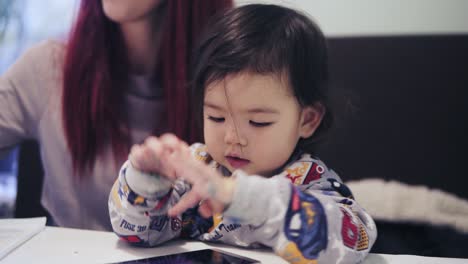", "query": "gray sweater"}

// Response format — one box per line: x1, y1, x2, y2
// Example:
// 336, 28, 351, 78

0, 40, 167, 230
